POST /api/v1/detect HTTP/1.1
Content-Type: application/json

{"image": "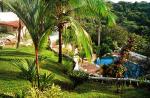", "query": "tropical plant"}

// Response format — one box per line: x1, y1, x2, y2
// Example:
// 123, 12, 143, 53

42, 84, 63, 98
45, 0, 116, 63
68, 70, 89, 87
11, 59, 36, 86
20, 84, 62, 98
39, 73, 55, 91
2, 0, 53, 88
